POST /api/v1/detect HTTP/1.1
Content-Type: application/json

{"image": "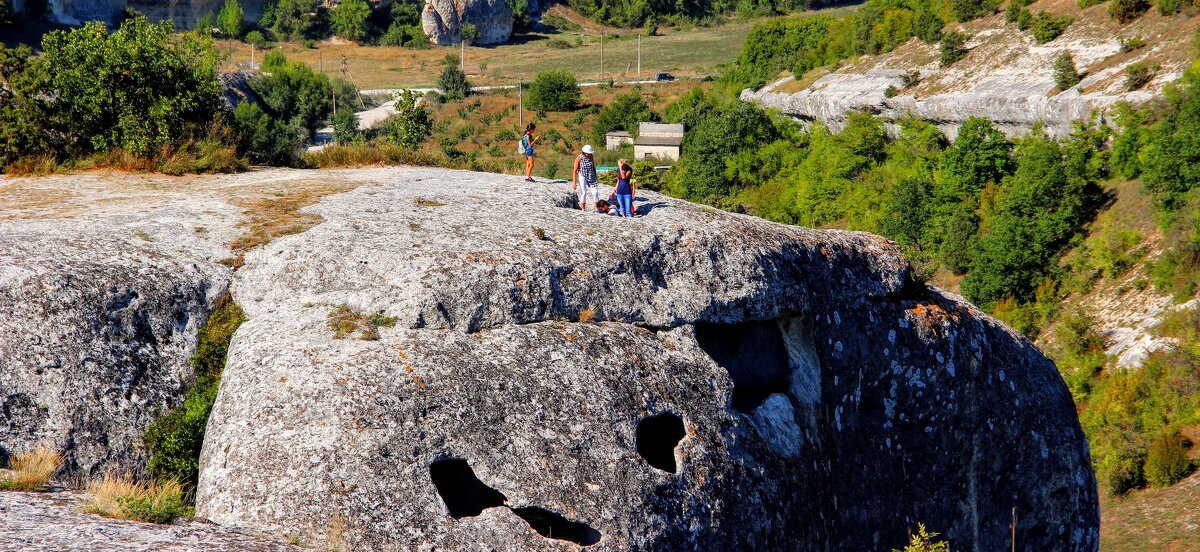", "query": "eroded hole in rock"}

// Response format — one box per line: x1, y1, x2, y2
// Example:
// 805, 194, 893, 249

511, 506, 602, 546
636, 413, 686, 473
694, 321, 791, 412
429, 459, 507, 518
